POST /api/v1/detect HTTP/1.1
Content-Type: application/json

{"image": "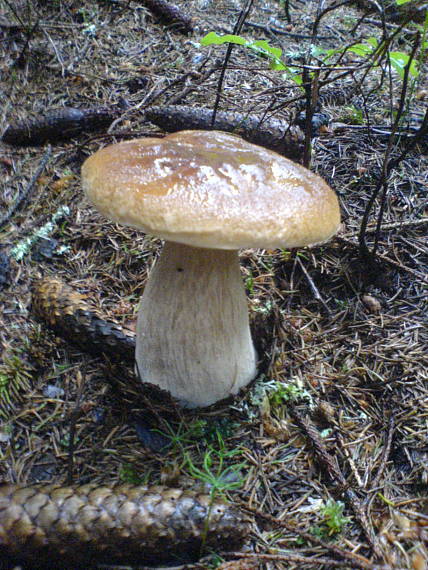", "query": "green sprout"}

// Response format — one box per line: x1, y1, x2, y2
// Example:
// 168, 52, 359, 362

245, 273, 255, 295
157, 418, 209, 451
312, 500, 351, 538
0, 355, 33, 419
119, 462, 150, 485
268, 380, 312, 408
184, 433, 246, 500
341, 105, 364, 125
